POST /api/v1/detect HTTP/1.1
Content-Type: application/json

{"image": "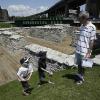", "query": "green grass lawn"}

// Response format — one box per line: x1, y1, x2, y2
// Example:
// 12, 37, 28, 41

0, 22, 15, 28
0, 66, 100, 100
